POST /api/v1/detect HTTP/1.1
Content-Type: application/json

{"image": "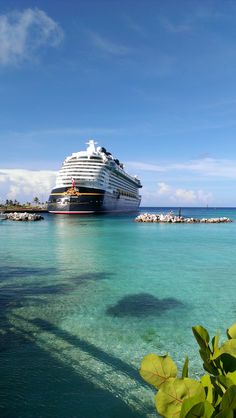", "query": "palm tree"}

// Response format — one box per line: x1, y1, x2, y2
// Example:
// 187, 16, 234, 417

33, 197, 40, 206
